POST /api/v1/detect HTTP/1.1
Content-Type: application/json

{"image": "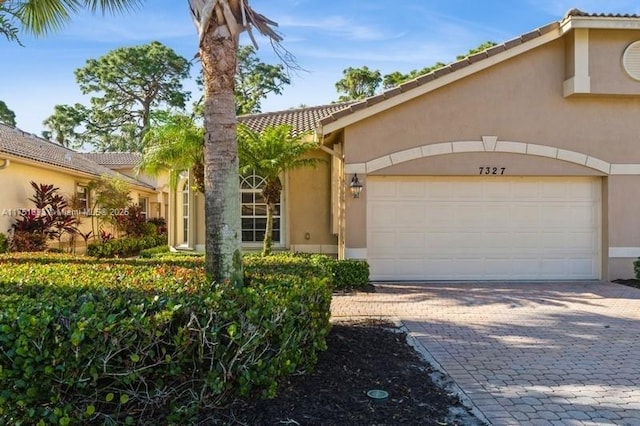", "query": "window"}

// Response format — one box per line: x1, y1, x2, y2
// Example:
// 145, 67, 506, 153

76, 185, 89, 210
241, 174, 281, 244
138, 197, 148, 219
182, 181, 189, 244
